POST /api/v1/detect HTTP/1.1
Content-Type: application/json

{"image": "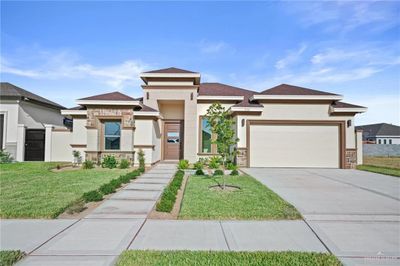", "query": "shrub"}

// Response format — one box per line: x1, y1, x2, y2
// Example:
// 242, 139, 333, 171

213, 169, 224, 176
0, 250, 25, 266
0, 150, 13, 163
82, 190, 103, 202
138, 149, 145, 172
195, 169, 205, 176
193, 161, 204, 170
178, 159, 189, 170
82, 160, 95, 169
99, 183, 116, 195
119, 174, 132, 184
227, 162, 238, 171
126, 169, 141, 179
230, 169, 239, 176
156, 170, 184, 212
66, 199, 86, 214
209, 156, 221, 169
102, 155, 118, 169
198, 157, 209, 165
119, 159, 130, 169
